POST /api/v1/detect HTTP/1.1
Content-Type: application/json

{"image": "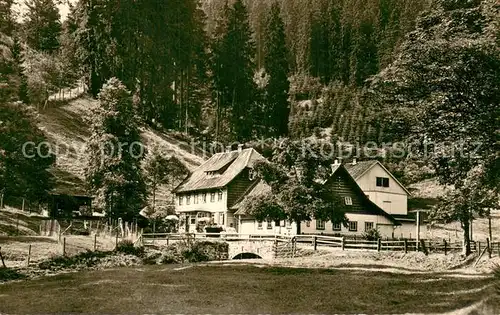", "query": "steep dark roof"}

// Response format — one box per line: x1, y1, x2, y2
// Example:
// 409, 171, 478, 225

173, 148, 264, 193
344, 160, 378, 179
232, 180, 271, 215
